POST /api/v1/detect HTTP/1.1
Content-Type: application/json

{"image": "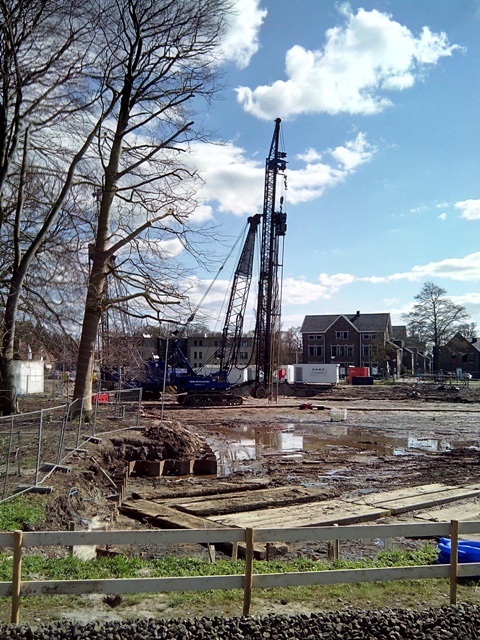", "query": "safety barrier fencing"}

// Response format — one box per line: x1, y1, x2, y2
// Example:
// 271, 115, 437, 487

0, 388, 142, 502
1, 519, 479, 623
